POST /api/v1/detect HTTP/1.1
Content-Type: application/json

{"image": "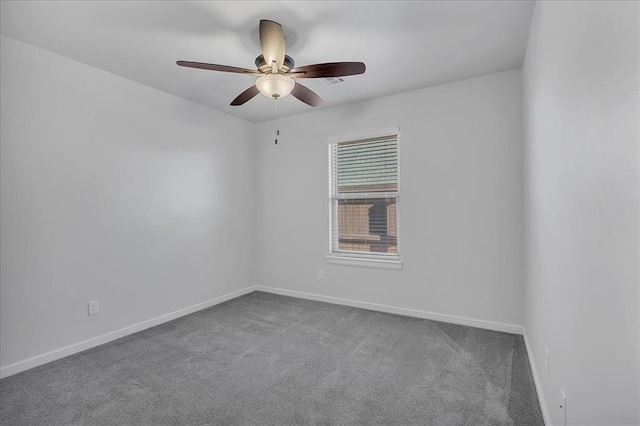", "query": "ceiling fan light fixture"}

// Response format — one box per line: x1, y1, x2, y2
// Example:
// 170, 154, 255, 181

256, 74, 295, 99
178, 19, 363, 107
